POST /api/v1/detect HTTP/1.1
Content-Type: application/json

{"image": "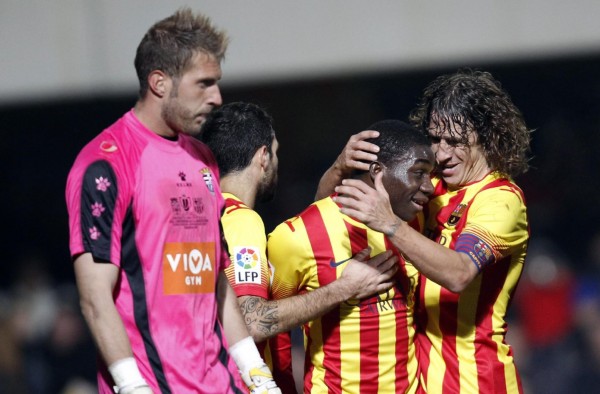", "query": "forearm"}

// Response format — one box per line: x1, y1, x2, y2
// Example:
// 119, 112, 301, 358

241, 281, 352, 342
81, 297, 134, 366
217, 271, 251, 346
386, 219, 476, 292
74, 254, 133, 366
315, 164, 346, 200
